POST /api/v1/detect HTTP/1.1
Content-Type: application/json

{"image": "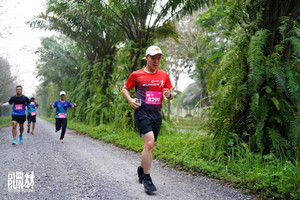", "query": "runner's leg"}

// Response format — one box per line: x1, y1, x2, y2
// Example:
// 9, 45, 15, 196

141, 131, 156, 174
32, 122, 35, 133
56, 118, 62, 132
60, 119, 67, 140
12, 122, 18, 139
19, 123, 24, 136
27, 122, 31, 133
